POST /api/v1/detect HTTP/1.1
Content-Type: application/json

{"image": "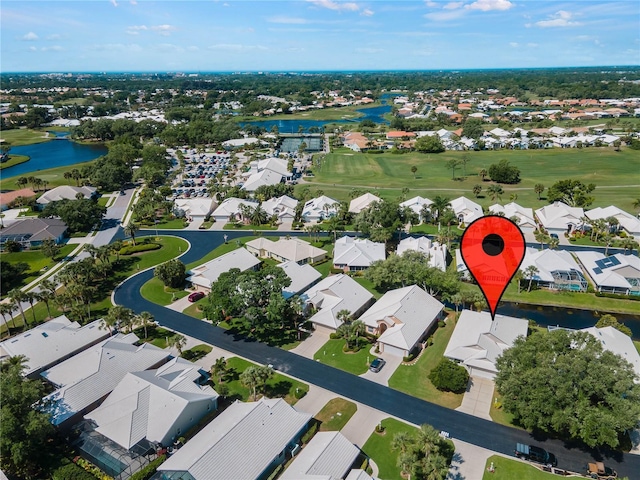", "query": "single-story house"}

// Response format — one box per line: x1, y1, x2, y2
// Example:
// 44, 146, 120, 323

303, 274, 375, 332
359, 285, 444, 357
449, 196, 483, 226
242, 169, 283, 192
245, 237, 326, 265
301, 195, 339, 223
0, 316, 109, 379
349, 193, 381, 214
278, 261, 322, 299
535, 202, 584, 237
40, 334, 170, 427
222, 137, 260, 149
520, 247, 588, 292
400, 196, 433, 222
187, 248, 262, 292
581, 326, 640, 380
262, 195, 298, 222
36, 185, 97, 206
574, 251, 640, 296
156, 398, 311, 480
174, 197, 216, 223
444, 310, 528, 379
586, 205, 640, 241
333, 236, 385, 271
396, 237, 447, 271
488, 202, 536, 234
84, 357, 219, 450
211, 197, 259, 223
0, 188, 36, 211
280, 431, 360, 480
0, 217, 68, 249
257, 157, 292, 179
